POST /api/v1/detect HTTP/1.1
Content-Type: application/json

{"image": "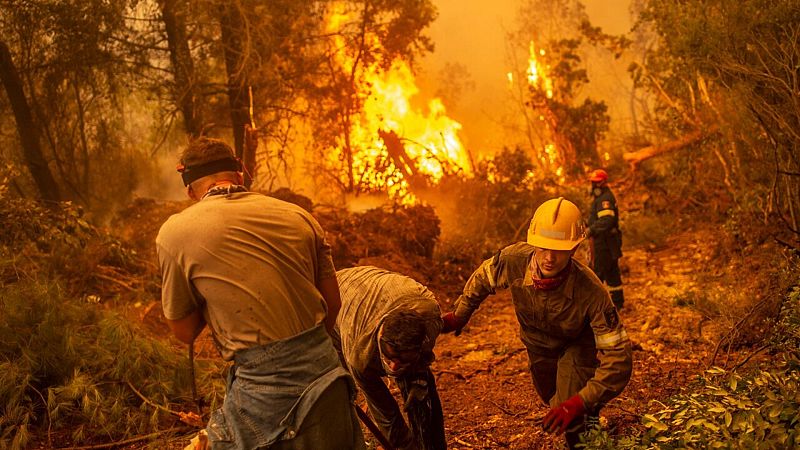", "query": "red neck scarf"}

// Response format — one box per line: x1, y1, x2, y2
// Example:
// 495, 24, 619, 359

530, 261, 571, 291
